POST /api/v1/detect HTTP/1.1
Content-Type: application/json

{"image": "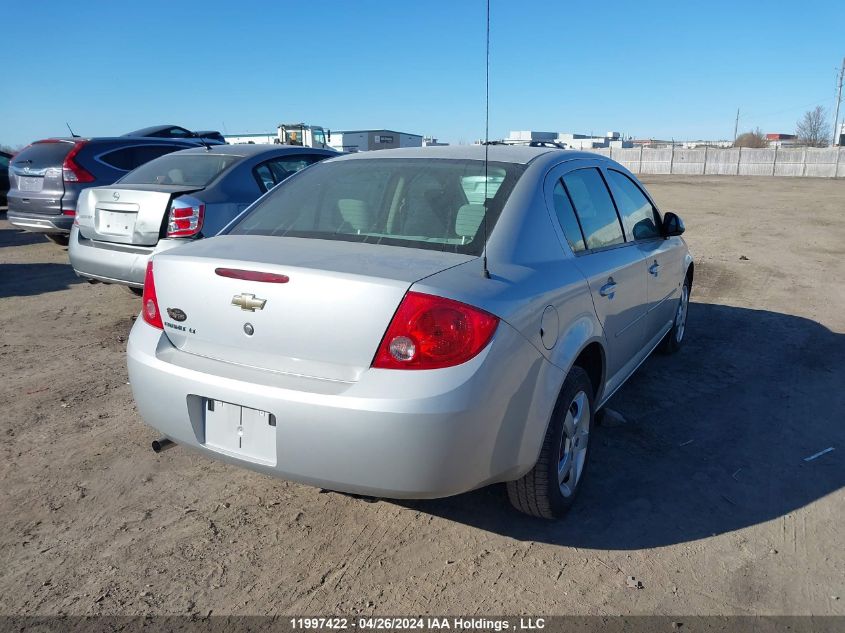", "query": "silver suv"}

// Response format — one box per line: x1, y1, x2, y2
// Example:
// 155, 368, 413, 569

7, 137, 200, 244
